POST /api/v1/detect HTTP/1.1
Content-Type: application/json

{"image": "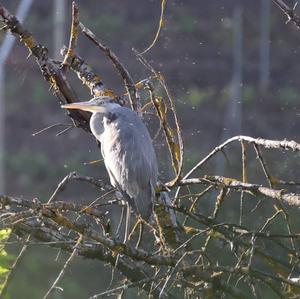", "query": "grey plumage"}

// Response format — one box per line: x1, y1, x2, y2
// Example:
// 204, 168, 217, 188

62, 97, 158, 220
